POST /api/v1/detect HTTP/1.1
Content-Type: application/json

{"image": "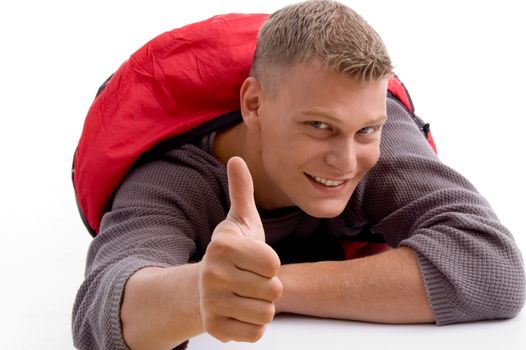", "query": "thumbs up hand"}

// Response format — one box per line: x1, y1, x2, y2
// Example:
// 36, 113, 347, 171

220, 156, 266, 242
199, 157, 283, 343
